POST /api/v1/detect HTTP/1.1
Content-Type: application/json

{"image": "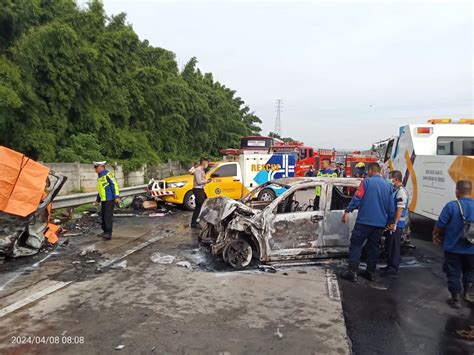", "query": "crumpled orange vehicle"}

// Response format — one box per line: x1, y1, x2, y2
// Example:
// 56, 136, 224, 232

0, 146, 67, 257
